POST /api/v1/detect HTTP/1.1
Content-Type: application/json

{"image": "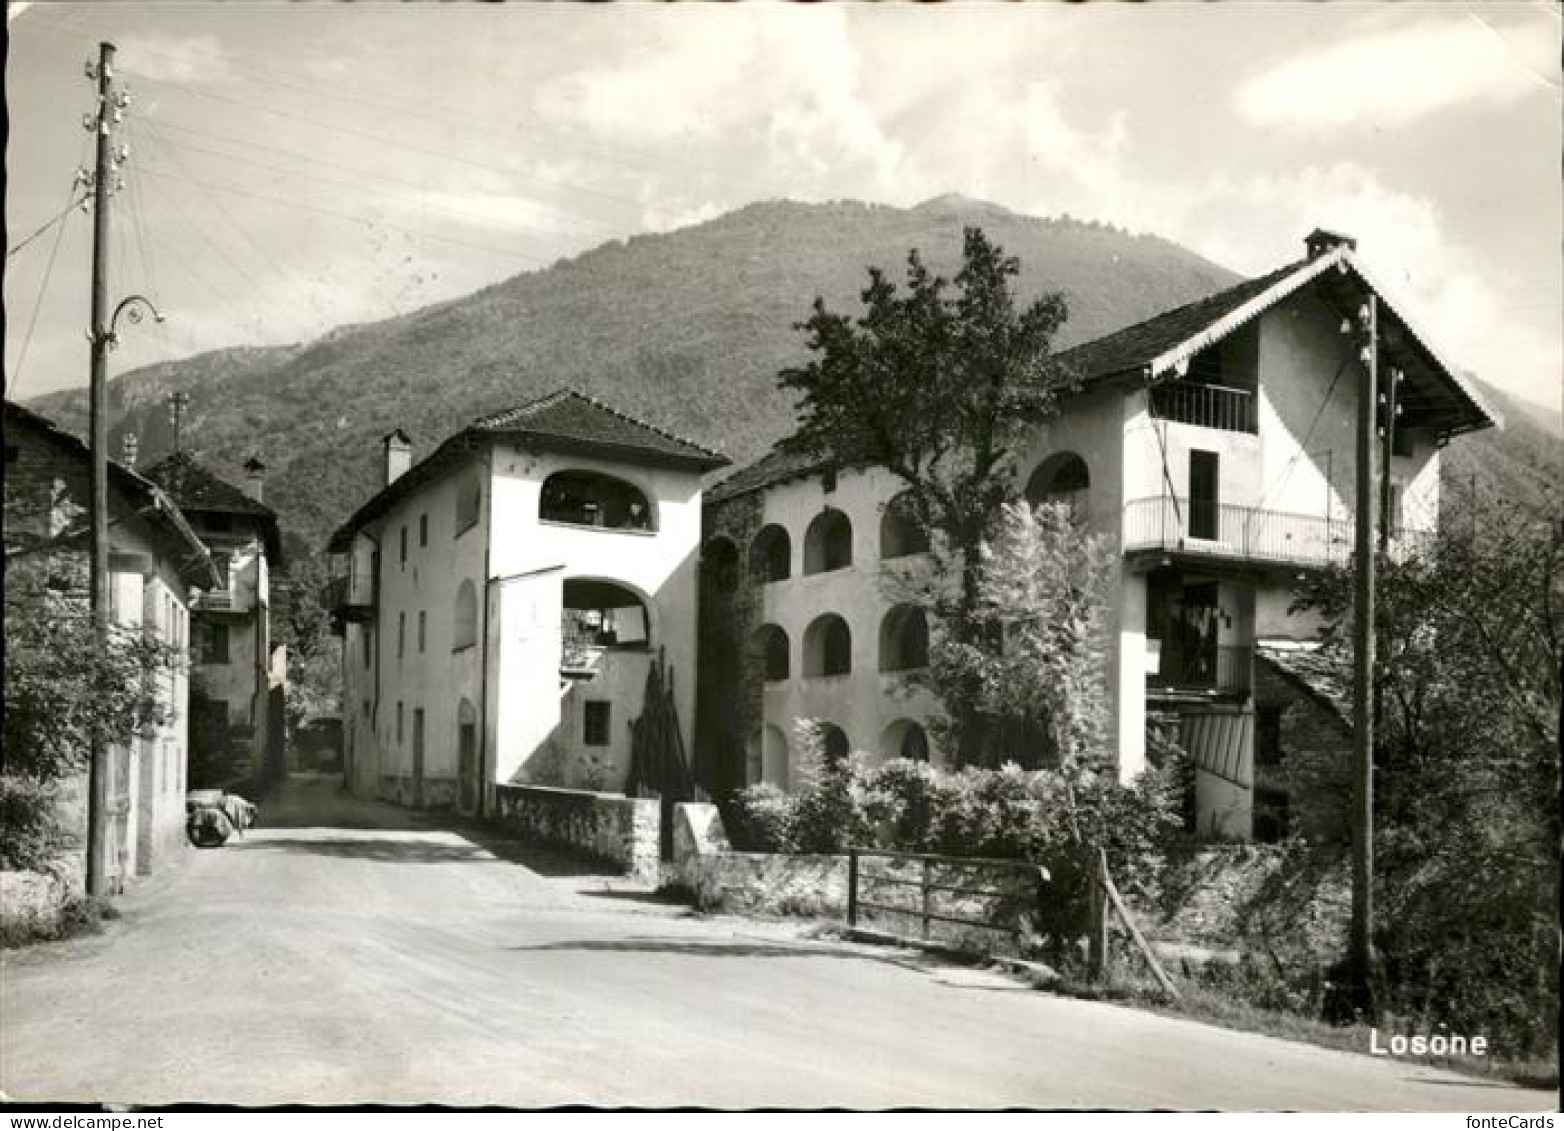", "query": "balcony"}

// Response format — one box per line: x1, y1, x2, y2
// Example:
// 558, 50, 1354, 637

1124, 496, 1352, 570
192, 589, 246, 615
323, 570, 376, 623
1149, 381, 1257, 434
1148, 642, 1252, 698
